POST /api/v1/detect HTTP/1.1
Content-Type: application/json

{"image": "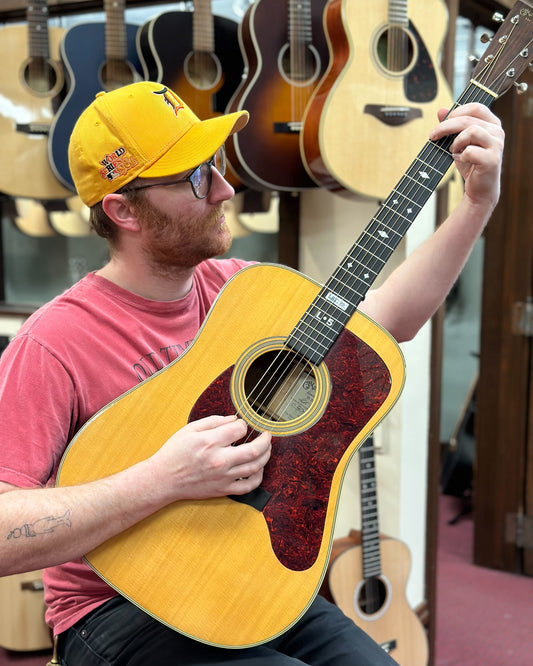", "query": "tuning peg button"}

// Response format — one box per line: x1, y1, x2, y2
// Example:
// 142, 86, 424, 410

492, 12, 505, 23
514, 82, 529, 95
